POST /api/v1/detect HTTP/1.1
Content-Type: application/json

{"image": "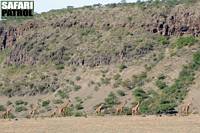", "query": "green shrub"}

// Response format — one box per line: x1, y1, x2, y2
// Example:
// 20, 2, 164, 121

193, 51, 200, 65
15, 100, 28, 106
69, 80, 75, 85
75, 97, 82, 102
80, 28, 96, 36
55, 64, 65, 70
155, 80, 167, 89
139, 99, 155, 114
100, 77, 111, 85
139, 51, 200, 115
63, 107, 74, 116
175, 36, 197, 49
158, 74, 166, 80
123, 107, 132, 115
104, 92, 118, 108
74, 85, 81, 91
133, 88, 148, 101
156, 99, 177, 114
42, 100, 50, 107
157, 36, 169, 45
75, 103, 84, 110
15, 106, 27, 112
0, 105, 5, 111
75, 76, 81, 81
119, 64, 127, 72
74, 111, 84, 117
56, 90, 68, 99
